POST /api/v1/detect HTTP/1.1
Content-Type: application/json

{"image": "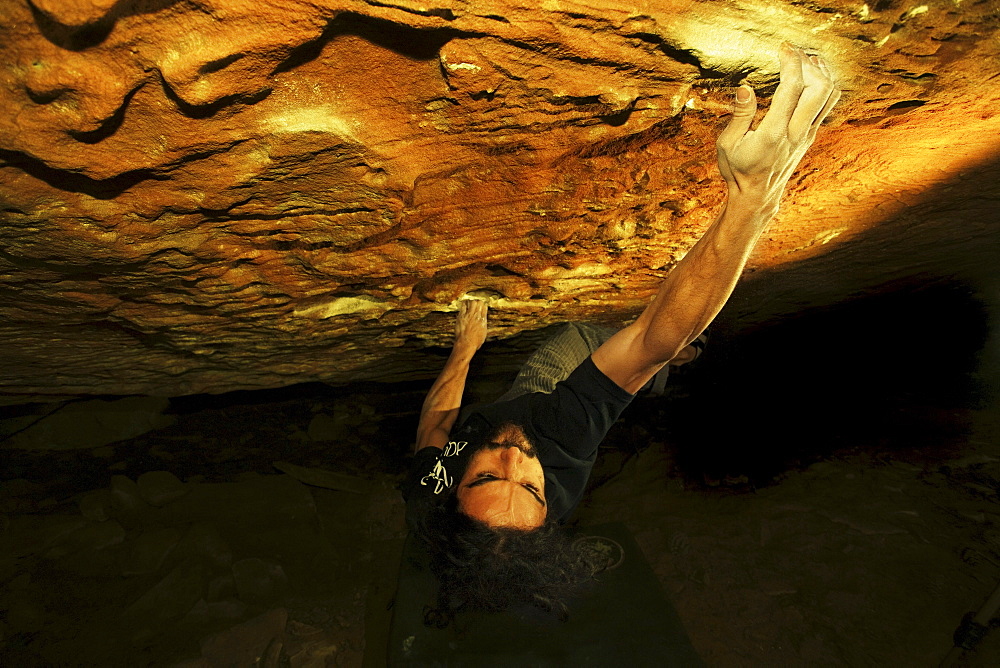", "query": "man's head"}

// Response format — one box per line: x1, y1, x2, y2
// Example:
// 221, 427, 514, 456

414, 421, 606, 626
456, 423, 546, 529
